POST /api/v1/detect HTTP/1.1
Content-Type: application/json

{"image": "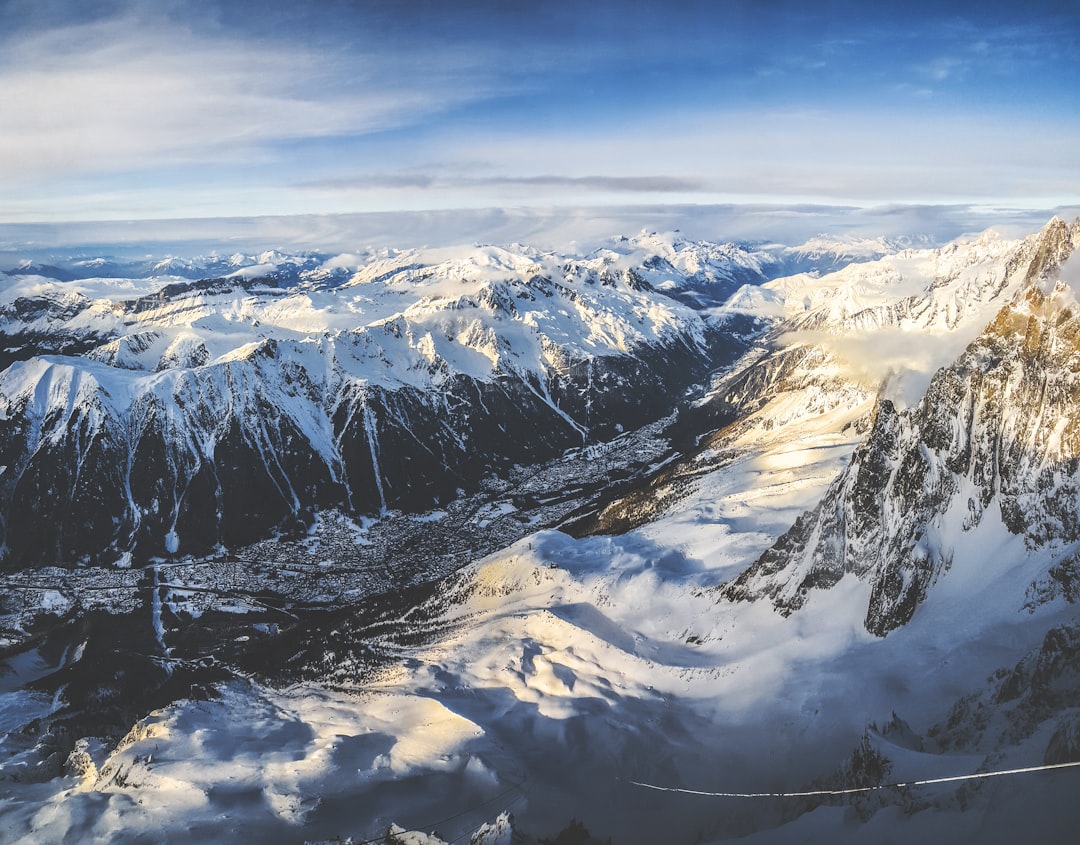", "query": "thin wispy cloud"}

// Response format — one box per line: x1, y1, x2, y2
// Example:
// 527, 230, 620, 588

335, 110, 1077, 207
306, 174, 707, 194
0, 0, 1076, 223
4, 204, 1077, 261
0, 8, 508, 186
919, 57, 970, 82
